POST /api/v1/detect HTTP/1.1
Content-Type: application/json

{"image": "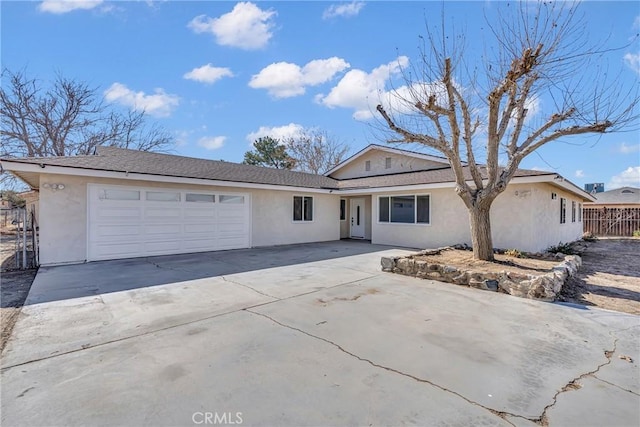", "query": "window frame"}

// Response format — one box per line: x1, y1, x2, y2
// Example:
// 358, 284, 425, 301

571, 200, 576, 223
578, 203, 582, 222
339, 199, 346, 221
293, 195, 314, 223
365, 160, 371, 171
377, 194, 431, 226
560, 197, 567, 224
385, 157, 392, 169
